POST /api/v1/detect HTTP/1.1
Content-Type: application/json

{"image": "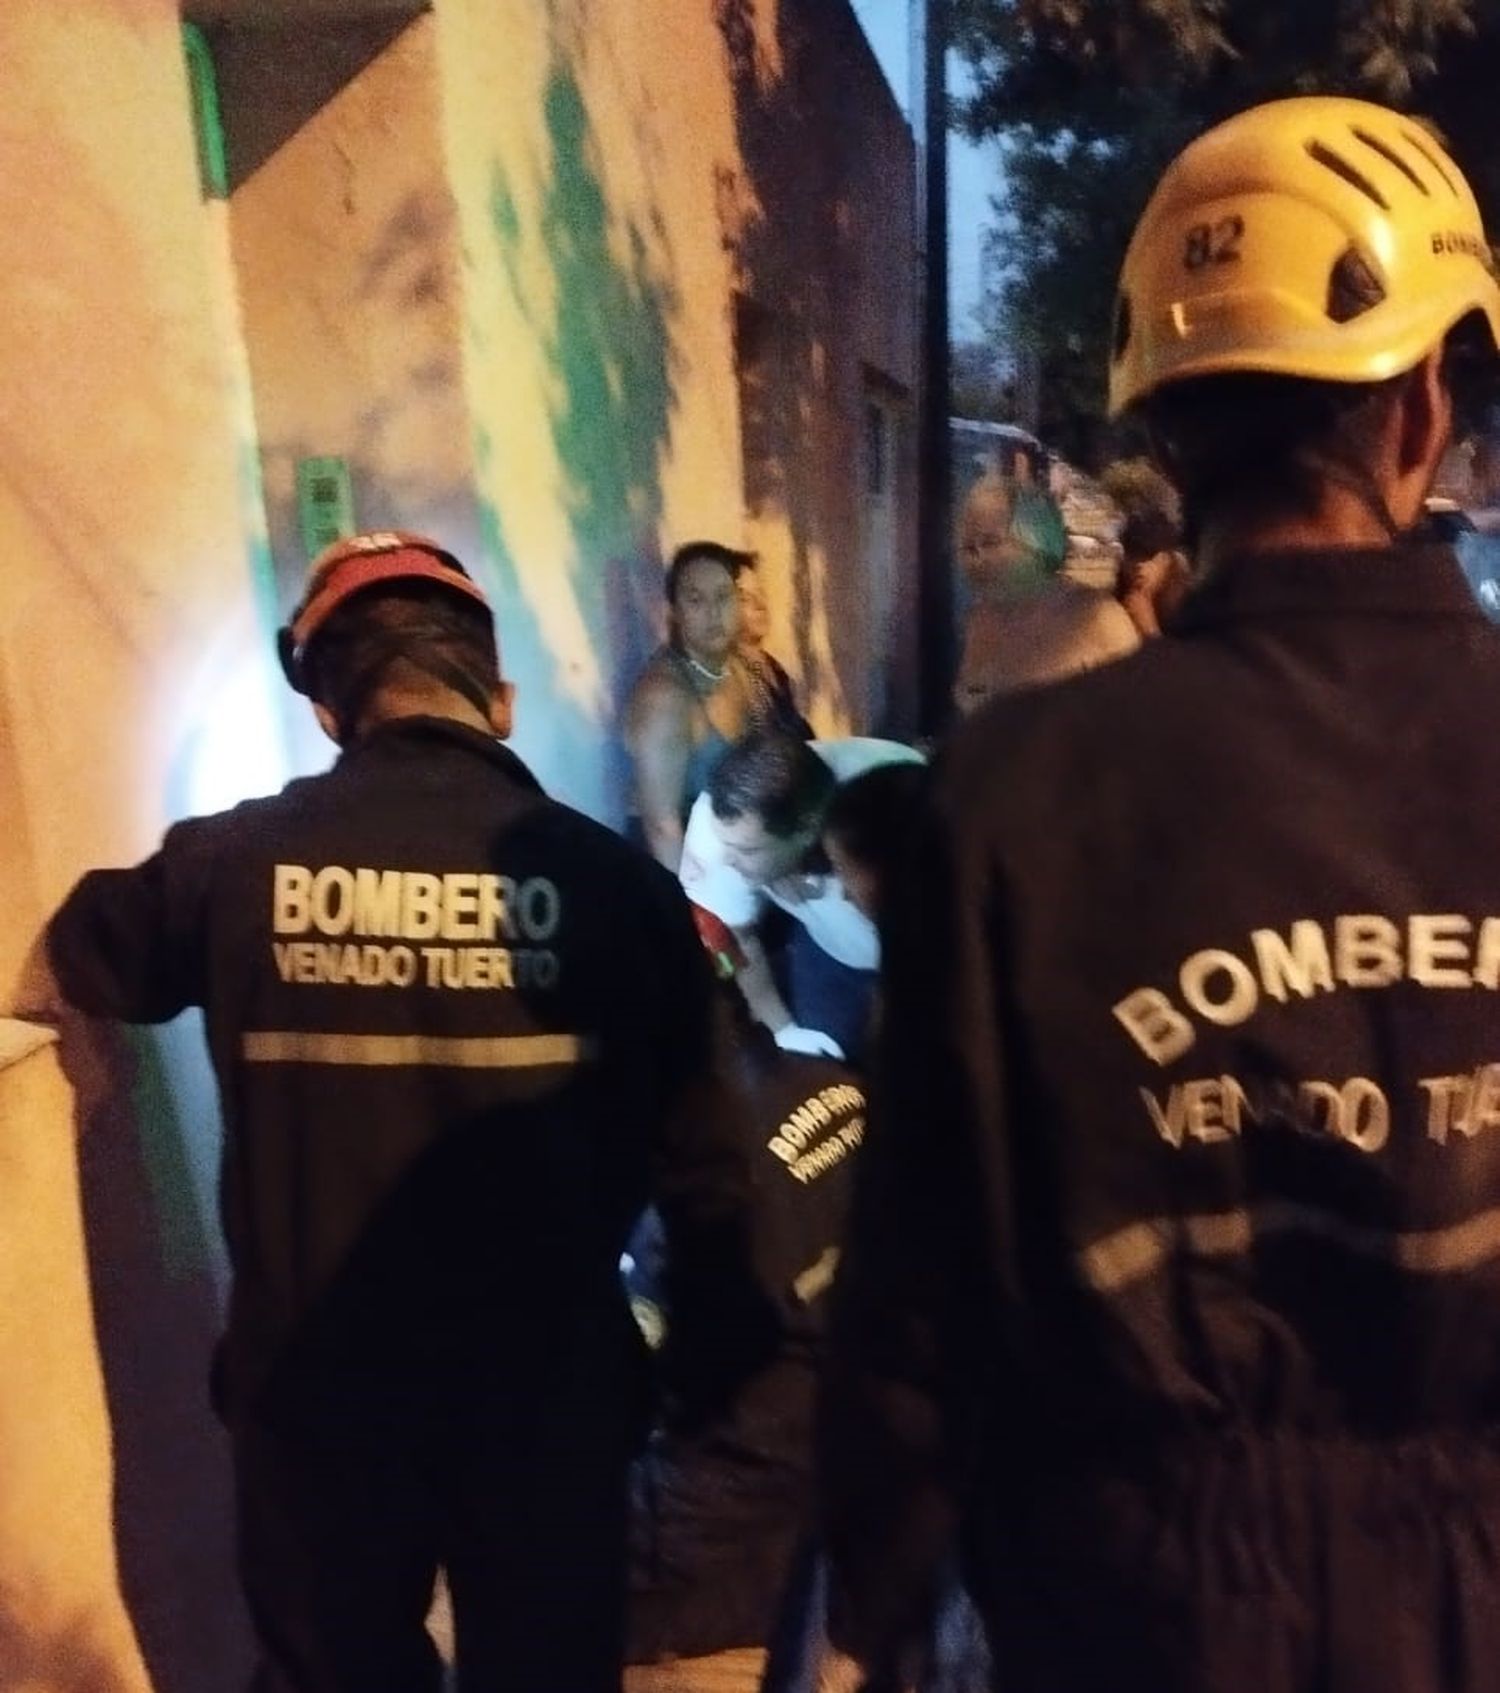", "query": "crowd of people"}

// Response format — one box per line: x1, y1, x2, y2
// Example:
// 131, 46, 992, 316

32, 92, 1500, 1693
951, 440, 1196, 713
